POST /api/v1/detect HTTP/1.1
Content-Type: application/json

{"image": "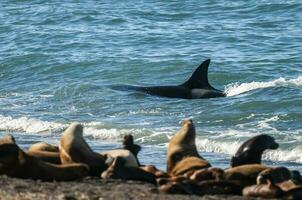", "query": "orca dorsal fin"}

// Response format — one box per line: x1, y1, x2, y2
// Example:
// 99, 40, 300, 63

182, 59, 214, 89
